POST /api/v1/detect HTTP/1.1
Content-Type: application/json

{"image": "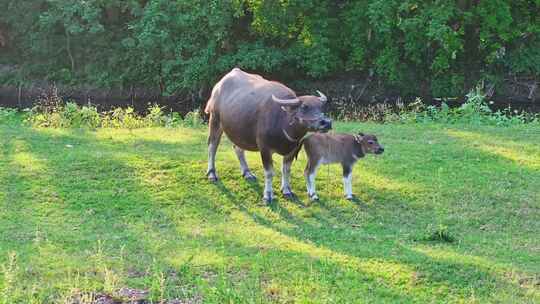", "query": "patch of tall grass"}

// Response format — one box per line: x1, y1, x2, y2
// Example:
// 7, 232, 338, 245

1, 82, 538, 129
334, 83, 539, 126
16, 89, 202, 129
